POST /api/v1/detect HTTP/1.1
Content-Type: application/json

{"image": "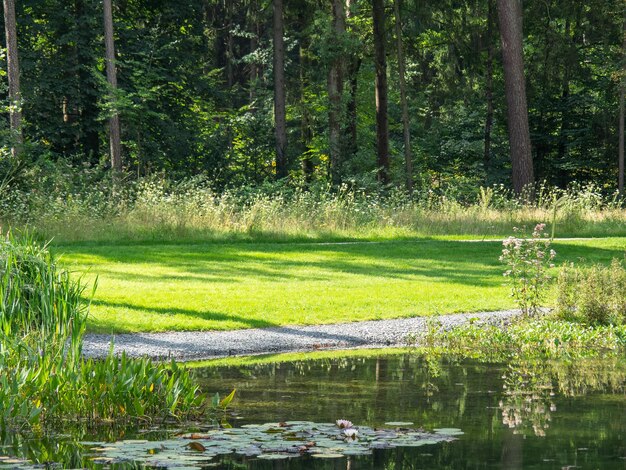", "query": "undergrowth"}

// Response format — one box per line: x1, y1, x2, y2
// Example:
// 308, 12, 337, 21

1, 172, 625, 243
556, 259, 626, 325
